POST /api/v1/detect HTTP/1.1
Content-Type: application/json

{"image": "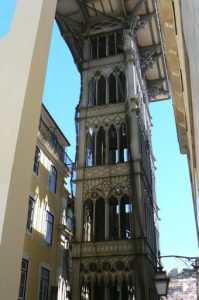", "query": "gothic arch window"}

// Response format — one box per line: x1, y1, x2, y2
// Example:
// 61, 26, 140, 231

95, 198, 105, 241
88, 77, 96, 106
108, 73, 117, 103
83, 199, 93, 242
120, 195, 132, 239
86, 129, 95, 167
97, 75, 106, 105
118, 71, 126, 102
119, 123, 128, 163
98, 35, 106, 58
109, 196, 119, 240
109, 125, 118, 164
96, 127, 106, 165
